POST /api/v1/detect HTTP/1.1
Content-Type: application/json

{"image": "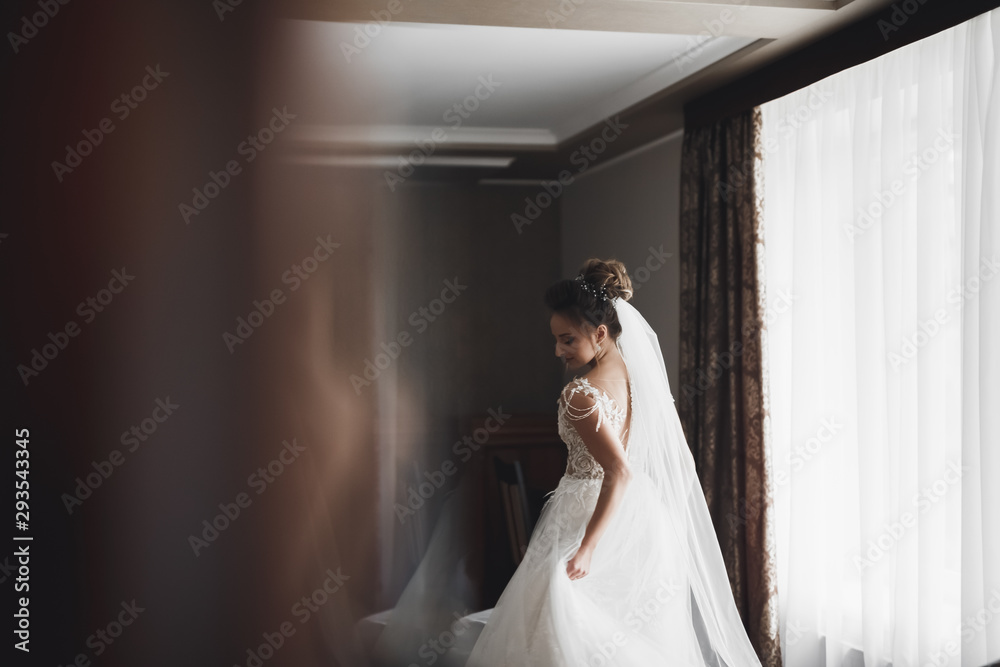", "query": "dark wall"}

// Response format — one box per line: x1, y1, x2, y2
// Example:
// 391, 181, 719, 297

562, 133, 683, 389
371, 180, 564, 604
2, 0, 275, 664
0, 0, 568, 662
